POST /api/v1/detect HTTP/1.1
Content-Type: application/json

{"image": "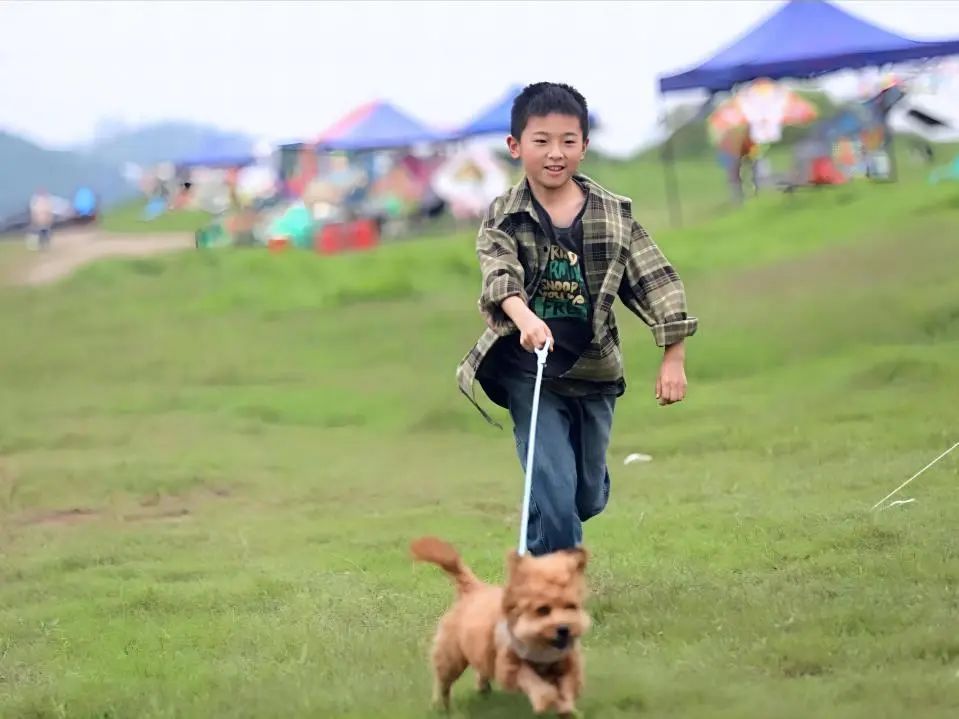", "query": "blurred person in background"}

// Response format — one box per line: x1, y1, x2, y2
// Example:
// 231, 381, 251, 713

29, 188, 54, 251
